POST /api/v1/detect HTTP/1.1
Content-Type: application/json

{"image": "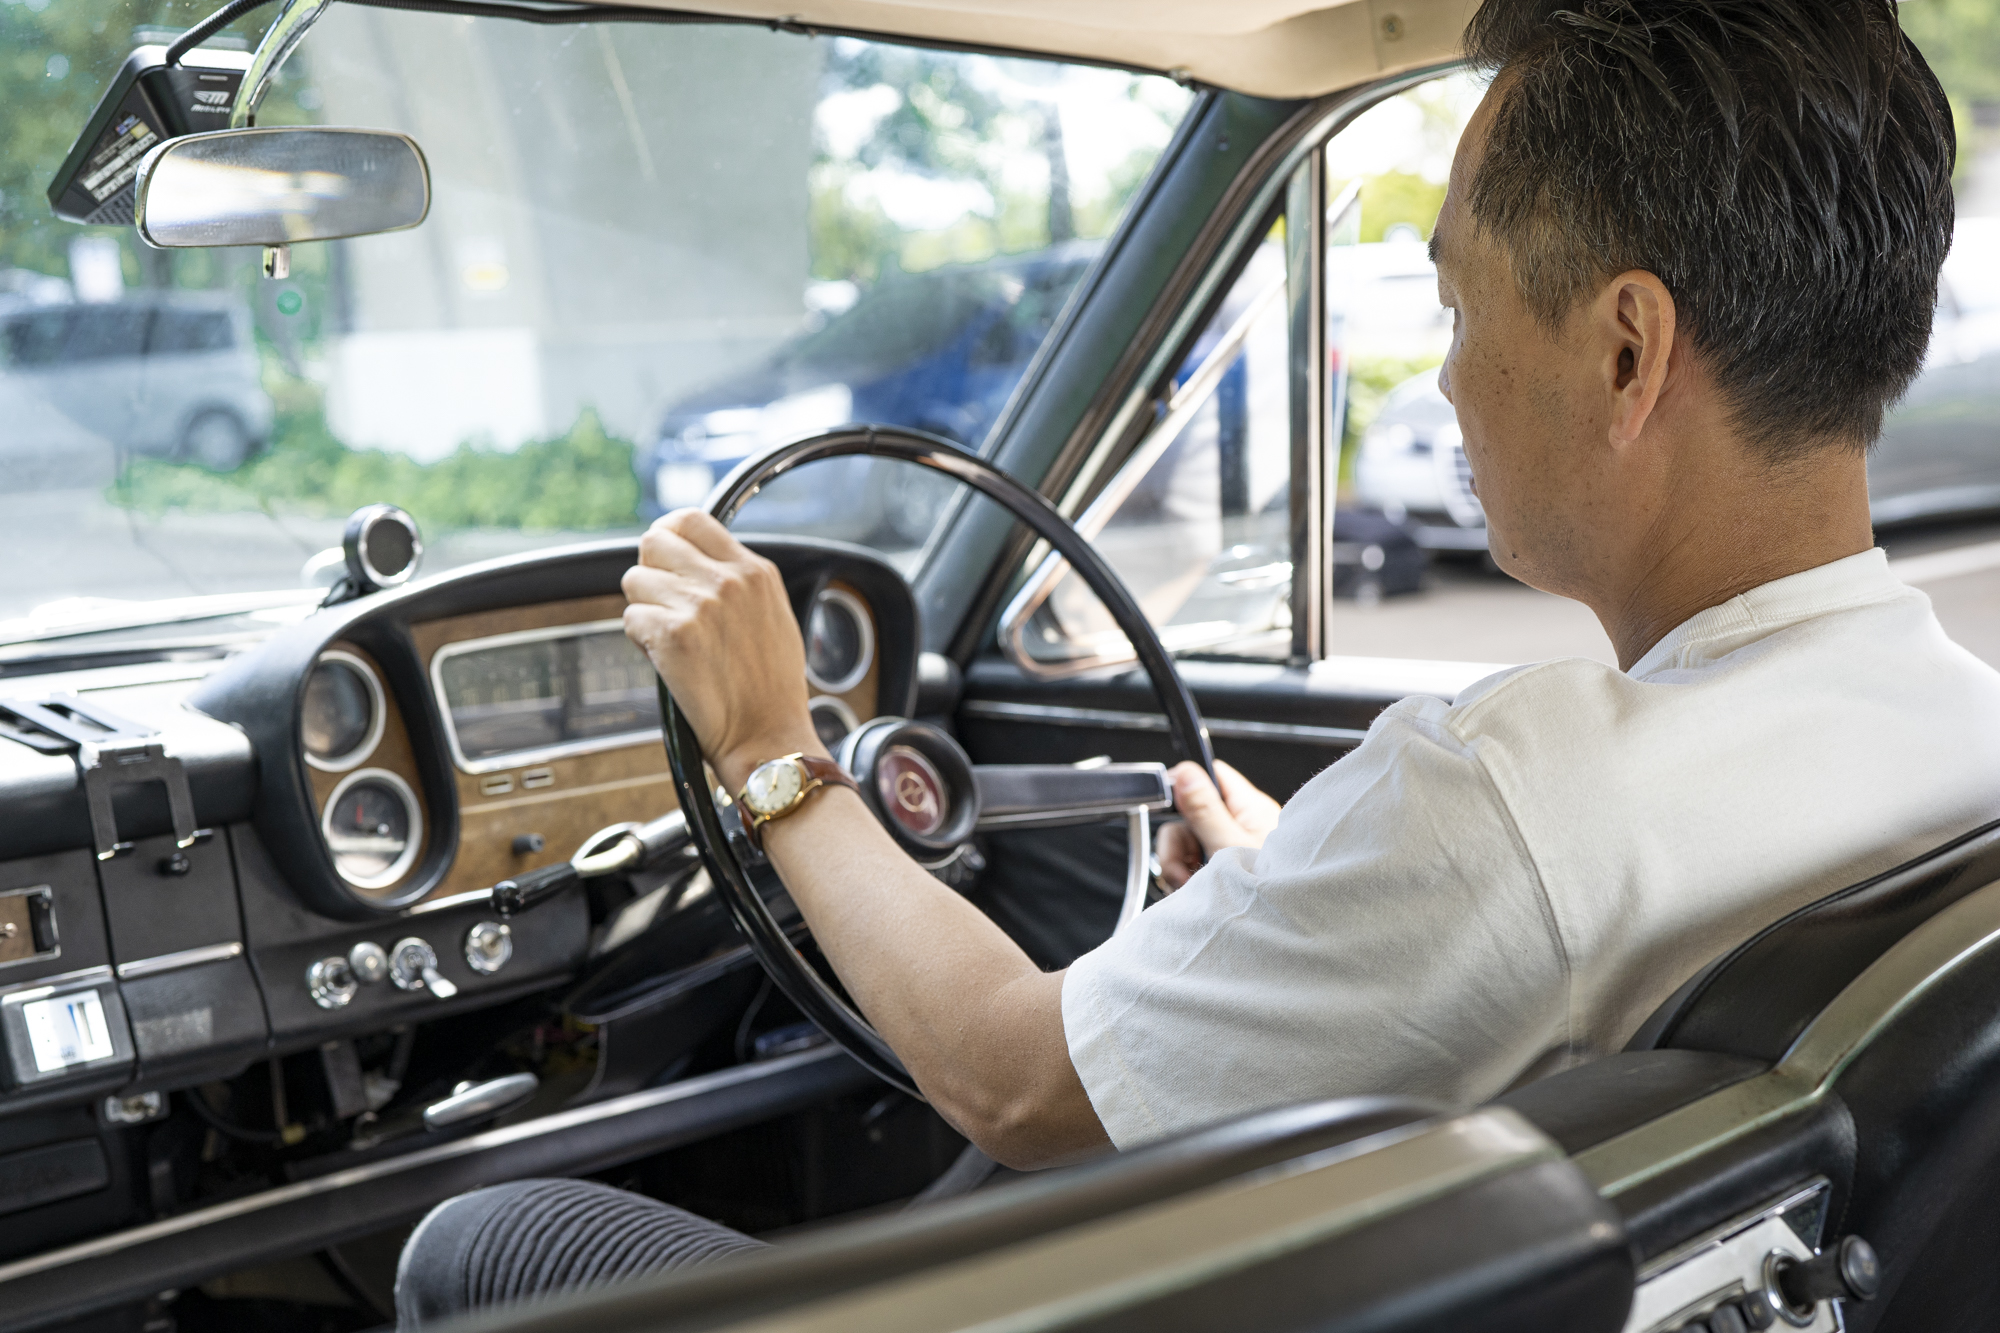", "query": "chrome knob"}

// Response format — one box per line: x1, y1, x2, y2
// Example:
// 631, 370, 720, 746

348, 940, 390, 985
307, 956, 358, 1009
464, 920, 512, 975
388, 936, 457, 998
